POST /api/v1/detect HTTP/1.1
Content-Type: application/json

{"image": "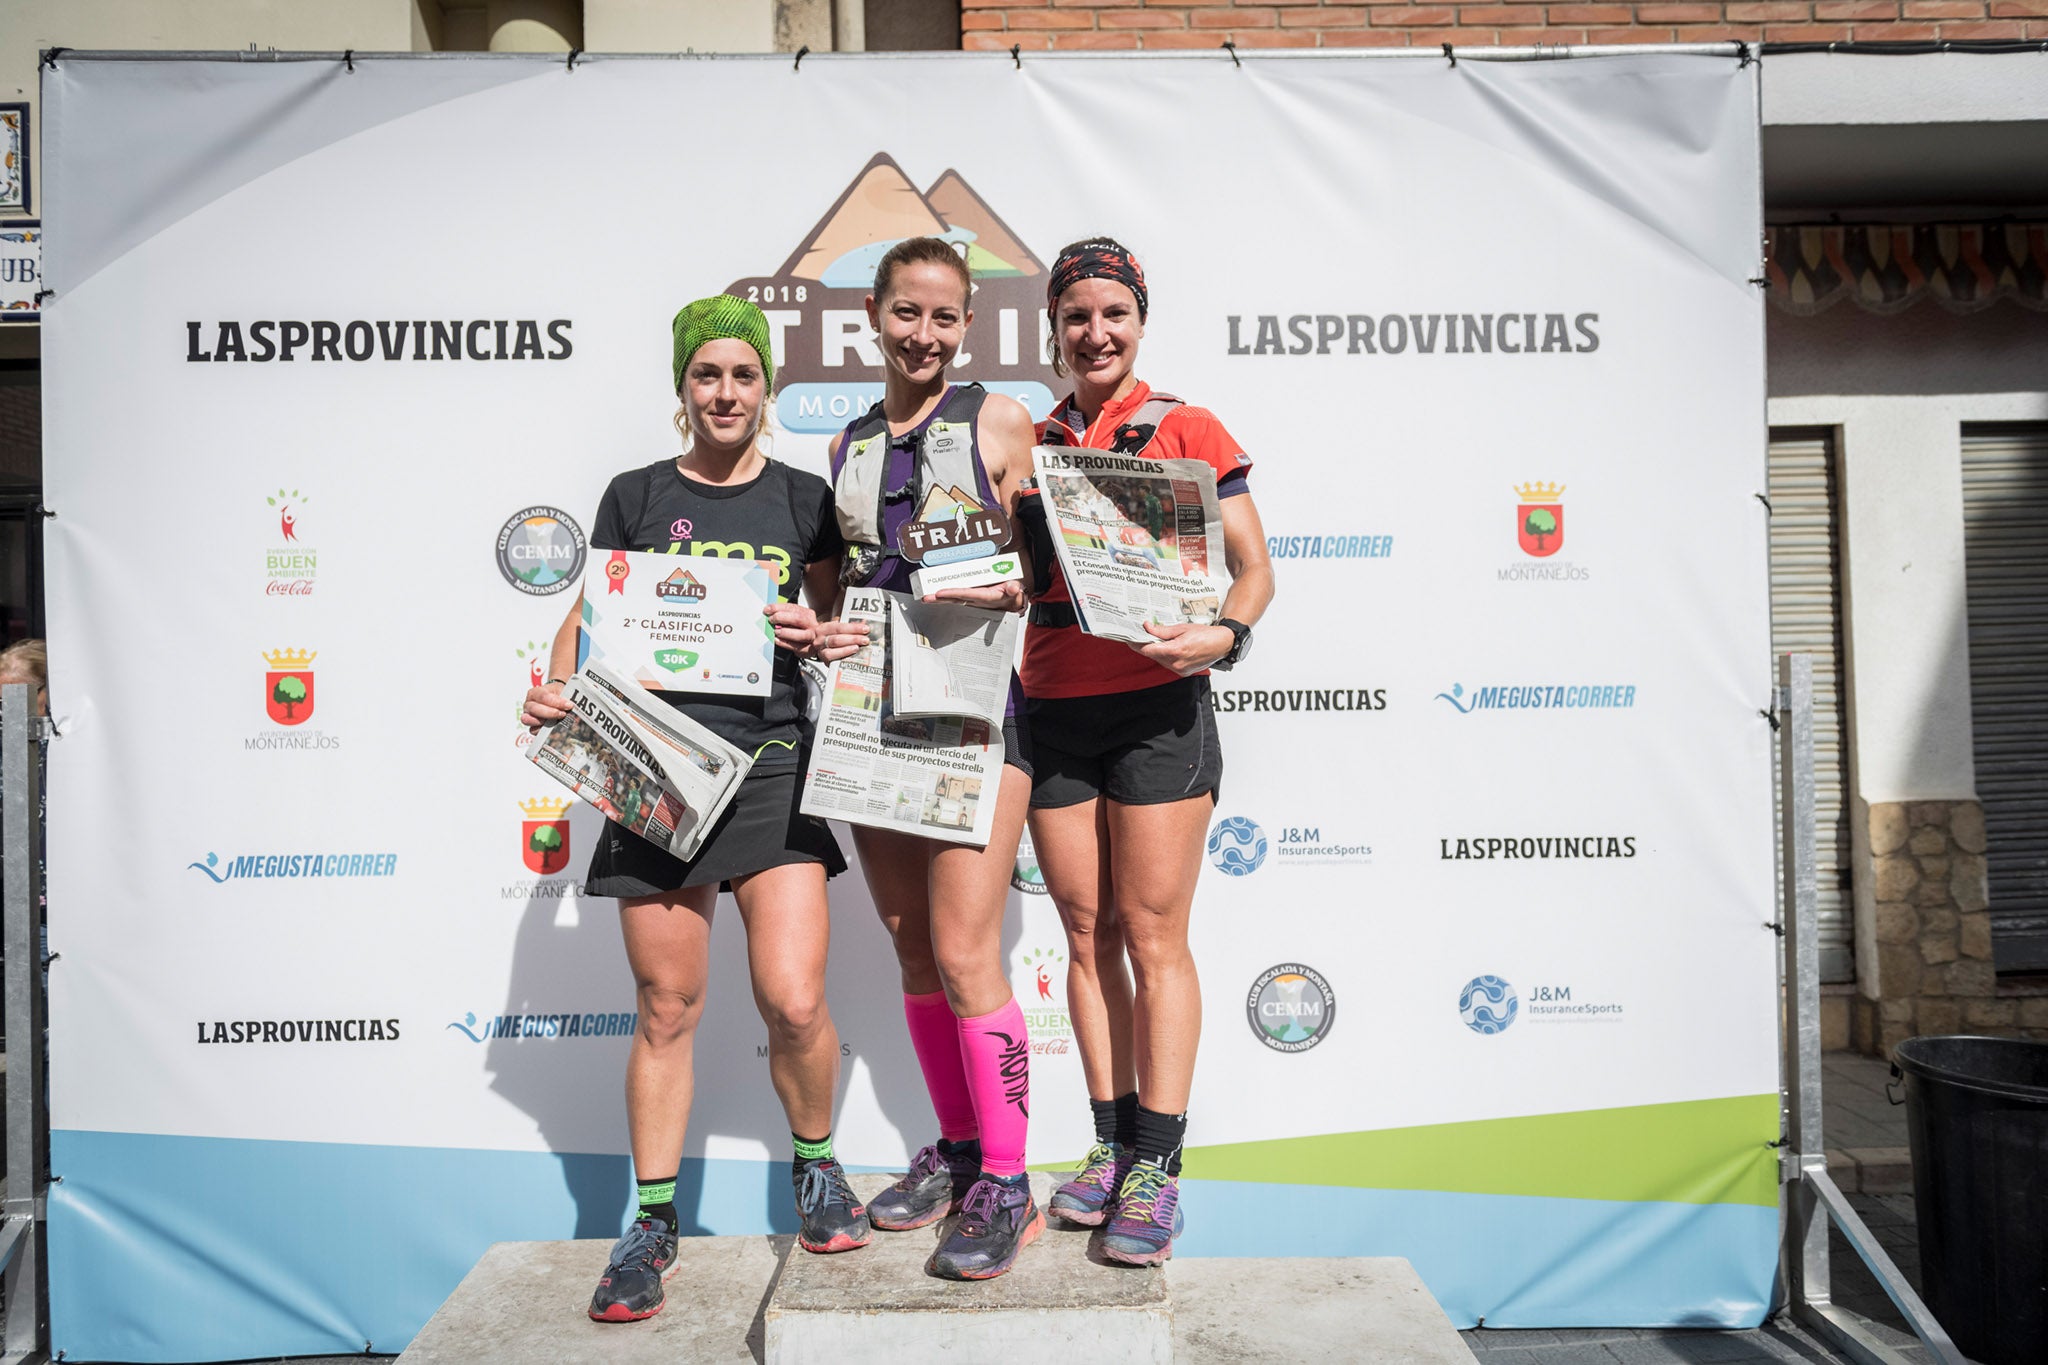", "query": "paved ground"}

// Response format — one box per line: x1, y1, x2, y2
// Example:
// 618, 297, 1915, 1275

3, 1053, 1947, 1364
